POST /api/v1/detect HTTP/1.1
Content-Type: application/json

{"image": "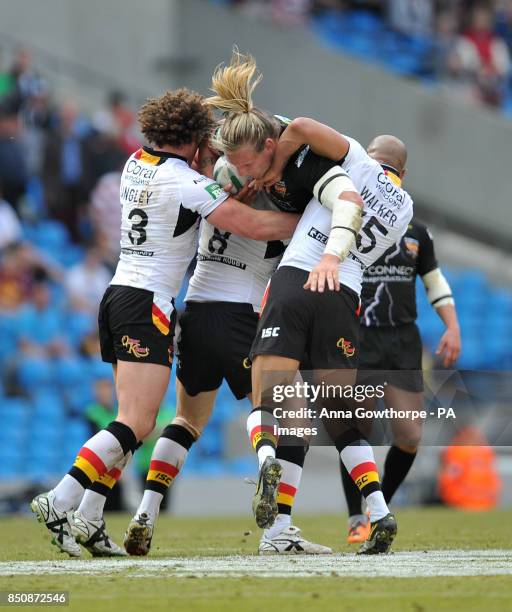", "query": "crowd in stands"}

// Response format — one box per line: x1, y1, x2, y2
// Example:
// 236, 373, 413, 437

219, 0, 512, 111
